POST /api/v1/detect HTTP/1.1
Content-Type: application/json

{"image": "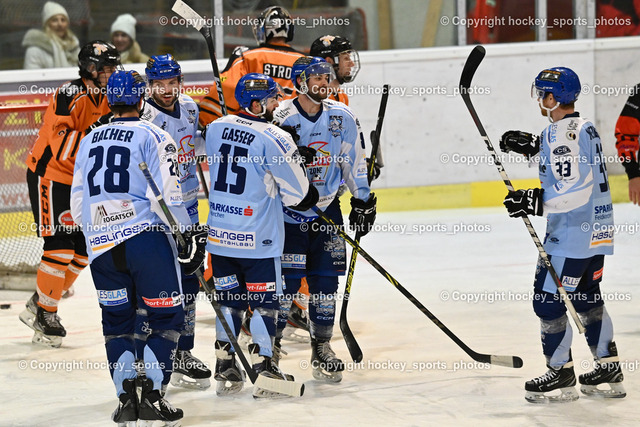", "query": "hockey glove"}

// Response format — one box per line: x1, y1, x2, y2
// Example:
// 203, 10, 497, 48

366, 157, 382, 181
499, 130, 540, 158
288, 184, 319, 212
297, 145, 317, 166
279, 125, 300, 144
85, 112, 114, 134
349, 193, 377, 236
503, 188, 544, 218
178, 224, 208, 275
